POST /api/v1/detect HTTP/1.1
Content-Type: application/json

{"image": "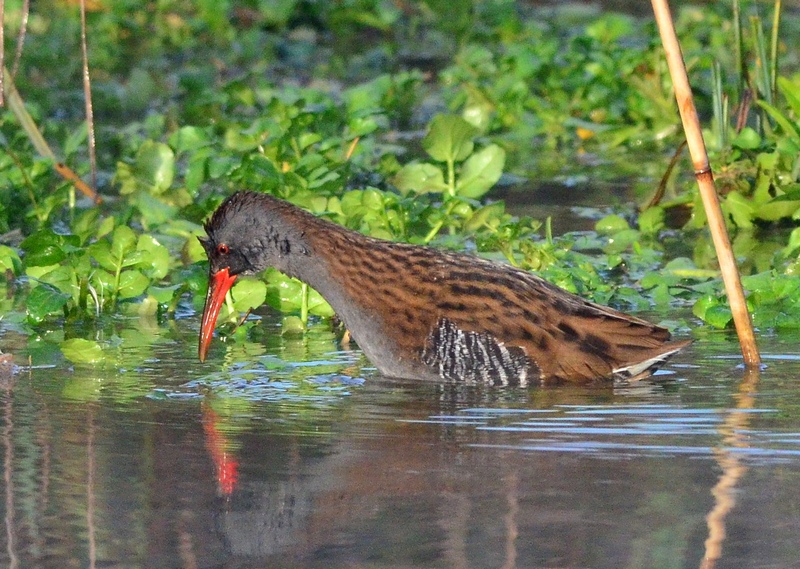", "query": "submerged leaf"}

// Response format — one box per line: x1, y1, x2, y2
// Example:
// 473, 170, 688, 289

61, 338, 105, 364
